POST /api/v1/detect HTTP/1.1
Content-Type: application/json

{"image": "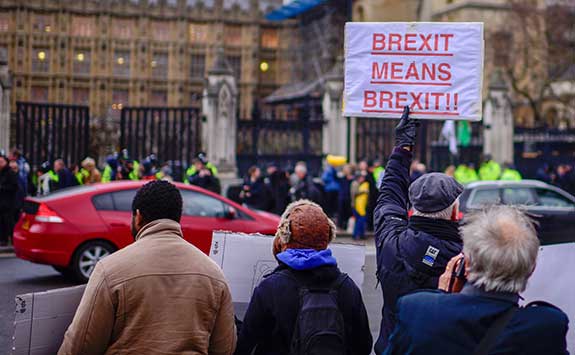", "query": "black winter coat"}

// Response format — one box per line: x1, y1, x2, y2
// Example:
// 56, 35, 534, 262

374, 147, 463, 353
235, 263, 373, 355
0, 167, 18, 213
